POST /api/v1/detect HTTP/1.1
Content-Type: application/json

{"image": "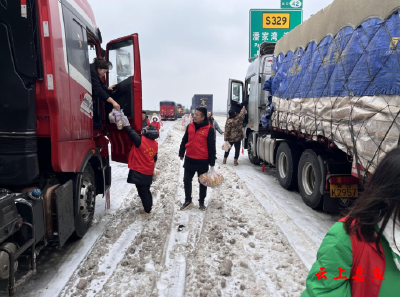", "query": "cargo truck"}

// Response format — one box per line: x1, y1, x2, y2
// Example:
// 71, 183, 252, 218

160, 101, 177, 120
176, 103, 184, 118
191, 94, 213, 115
228, 0, 400, 212
0, 0, 143, 294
